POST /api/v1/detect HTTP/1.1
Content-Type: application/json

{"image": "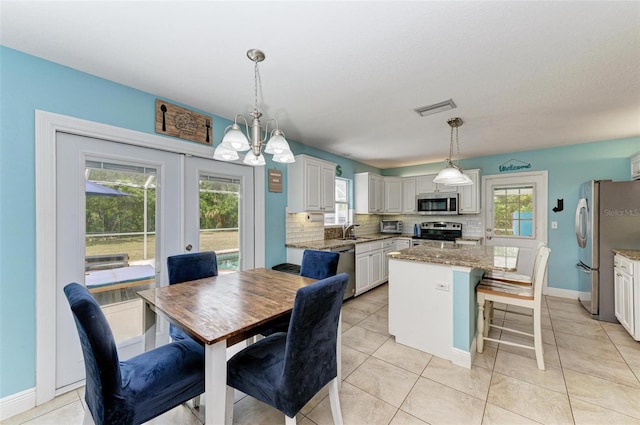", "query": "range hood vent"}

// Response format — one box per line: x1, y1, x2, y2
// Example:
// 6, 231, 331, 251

414, 99, 457, 117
